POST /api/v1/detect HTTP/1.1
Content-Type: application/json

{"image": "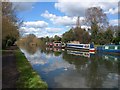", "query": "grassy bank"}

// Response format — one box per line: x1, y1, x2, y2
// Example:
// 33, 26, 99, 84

15, 49, 48, 88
